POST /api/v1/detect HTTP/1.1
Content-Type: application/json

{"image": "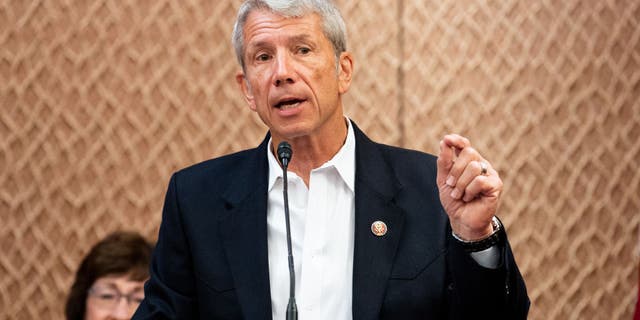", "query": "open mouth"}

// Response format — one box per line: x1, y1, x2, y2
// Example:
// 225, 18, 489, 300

275, 98, 305, 110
